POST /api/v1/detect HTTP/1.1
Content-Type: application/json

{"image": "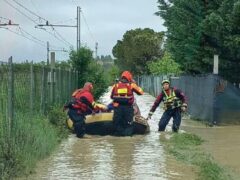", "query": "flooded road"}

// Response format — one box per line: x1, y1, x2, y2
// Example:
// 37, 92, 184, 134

26, 90, 196, 180
182, 120, 240, 177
